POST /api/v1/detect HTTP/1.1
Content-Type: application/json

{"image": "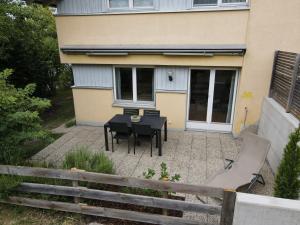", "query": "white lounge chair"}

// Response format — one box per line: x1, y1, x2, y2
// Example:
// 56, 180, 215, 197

205, 132, 271, 192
